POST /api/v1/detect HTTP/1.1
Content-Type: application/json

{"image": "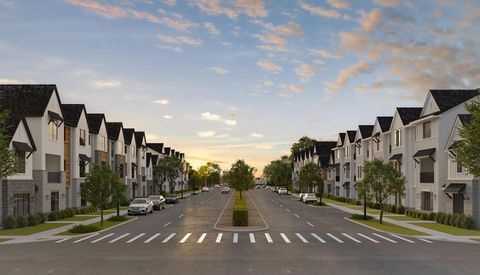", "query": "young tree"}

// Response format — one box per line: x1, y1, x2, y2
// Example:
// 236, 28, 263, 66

299, 163, 324, 200
388, 166, 407, 206
0, 111, 17, 178
110, 174, 126, 217
188, 170, 201, 195
356, 179, 370, 220
154, 156, 182, 194
82, 164, 115, 226
457, 98, 480, 177
224, 160, 255, 199
263, 156, 292, 189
